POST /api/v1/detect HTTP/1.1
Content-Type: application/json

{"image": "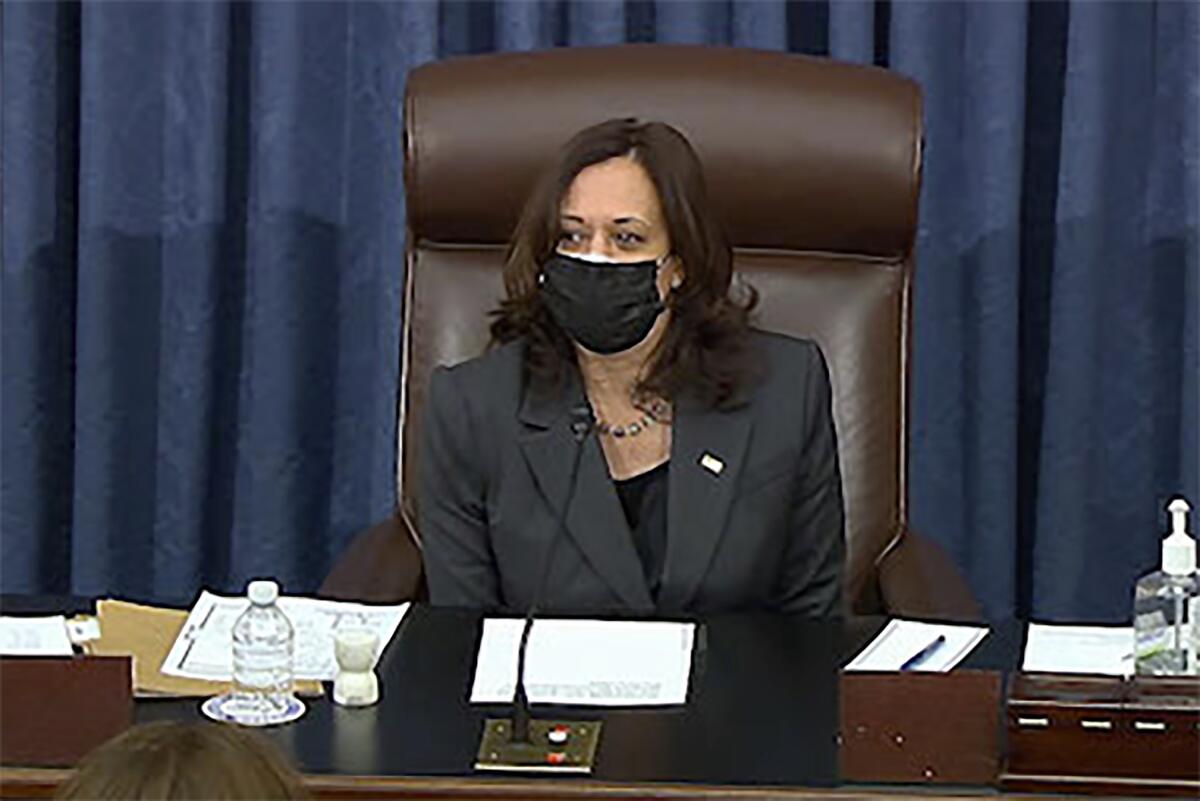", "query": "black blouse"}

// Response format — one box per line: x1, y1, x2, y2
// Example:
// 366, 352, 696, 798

613, 461, 669, 602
